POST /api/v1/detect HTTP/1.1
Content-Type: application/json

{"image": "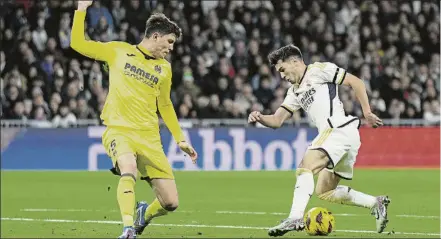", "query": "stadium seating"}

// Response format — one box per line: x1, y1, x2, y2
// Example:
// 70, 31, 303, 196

1, 0, 439, 126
